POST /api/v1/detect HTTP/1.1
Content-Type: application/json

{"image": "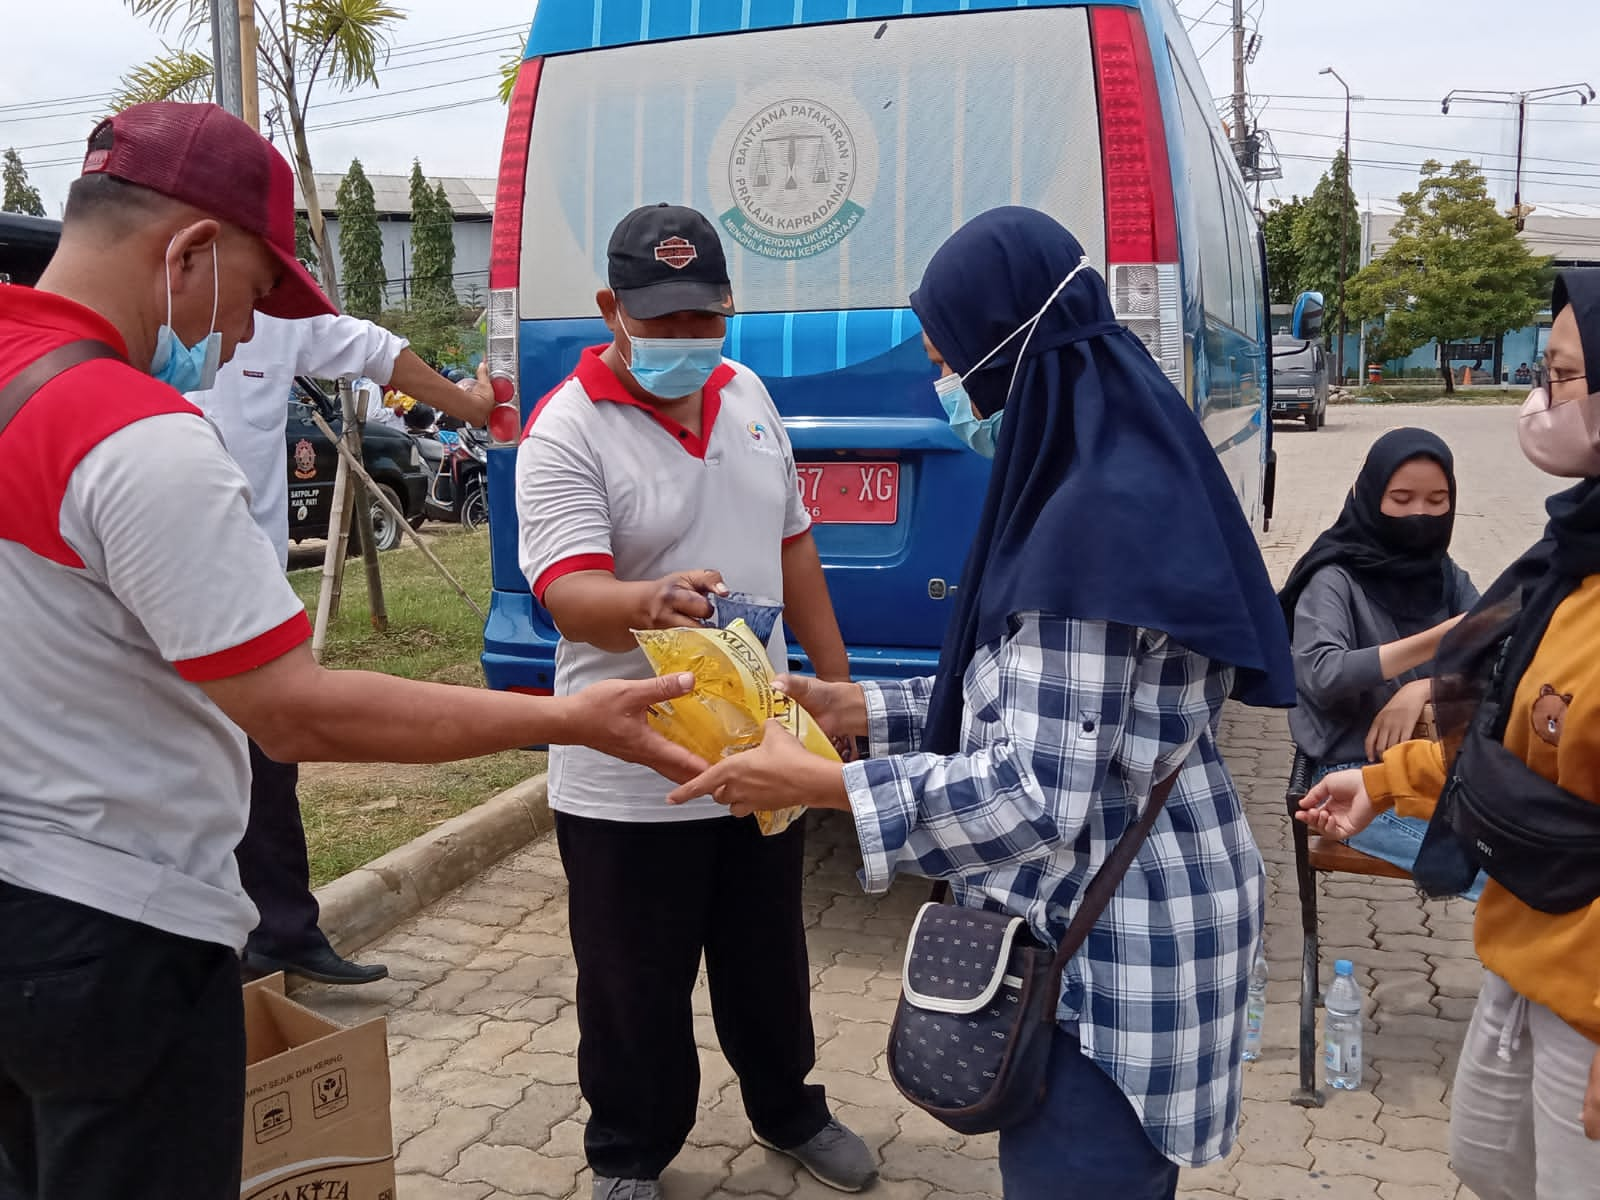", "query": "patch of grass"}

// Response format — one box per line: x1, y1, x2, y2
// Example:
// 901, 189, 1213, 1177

1351, 385, 1523, 406
289, 528, 494, 680
299, 752, 544, 888
286, 528, 546, 885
